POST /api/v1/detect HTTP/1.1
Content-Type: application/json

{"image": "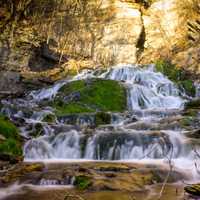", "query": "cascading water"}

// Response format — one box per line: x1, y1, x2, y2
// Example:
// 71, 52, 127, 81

103, 65, 184, 110
1, 64, 199, 179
